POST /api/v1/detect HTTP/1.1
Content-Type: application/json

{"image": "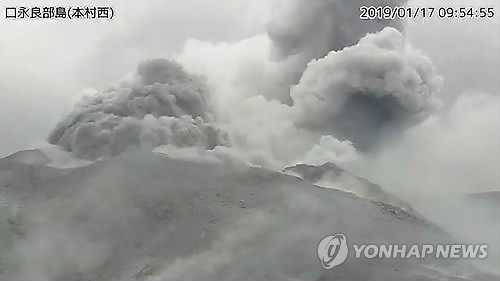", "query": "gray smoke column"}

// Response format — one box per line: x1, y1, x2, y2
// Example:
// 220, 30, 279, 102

48, 59, 228, 160
291, 27, 442, 150
267, 0, 406, 62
